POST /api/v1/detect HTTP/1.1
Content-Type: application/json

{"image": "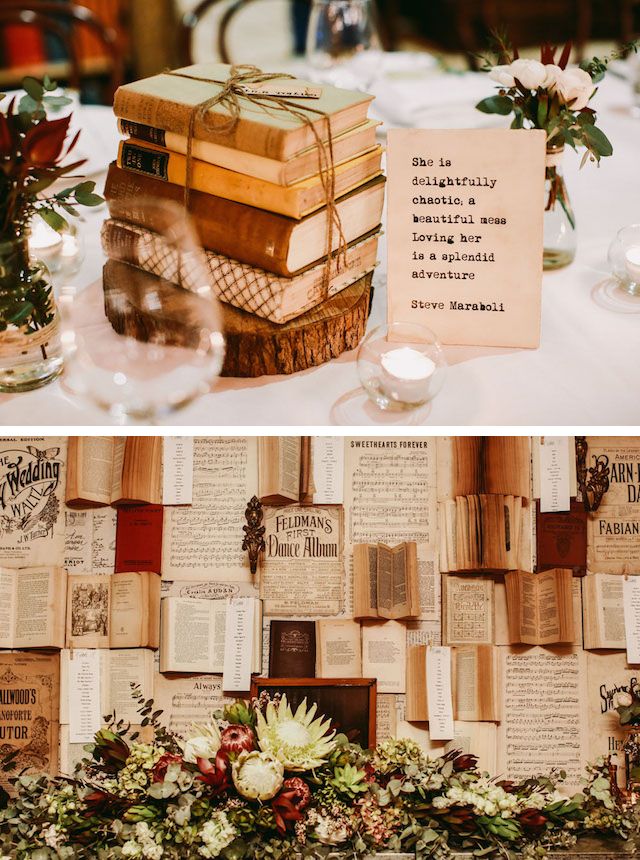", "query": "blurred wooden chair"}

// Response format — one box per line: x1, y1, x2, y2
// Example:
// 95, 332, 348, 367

178, 0, 393, 66
620, 0, 640, 44
0, 1, 126, 102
